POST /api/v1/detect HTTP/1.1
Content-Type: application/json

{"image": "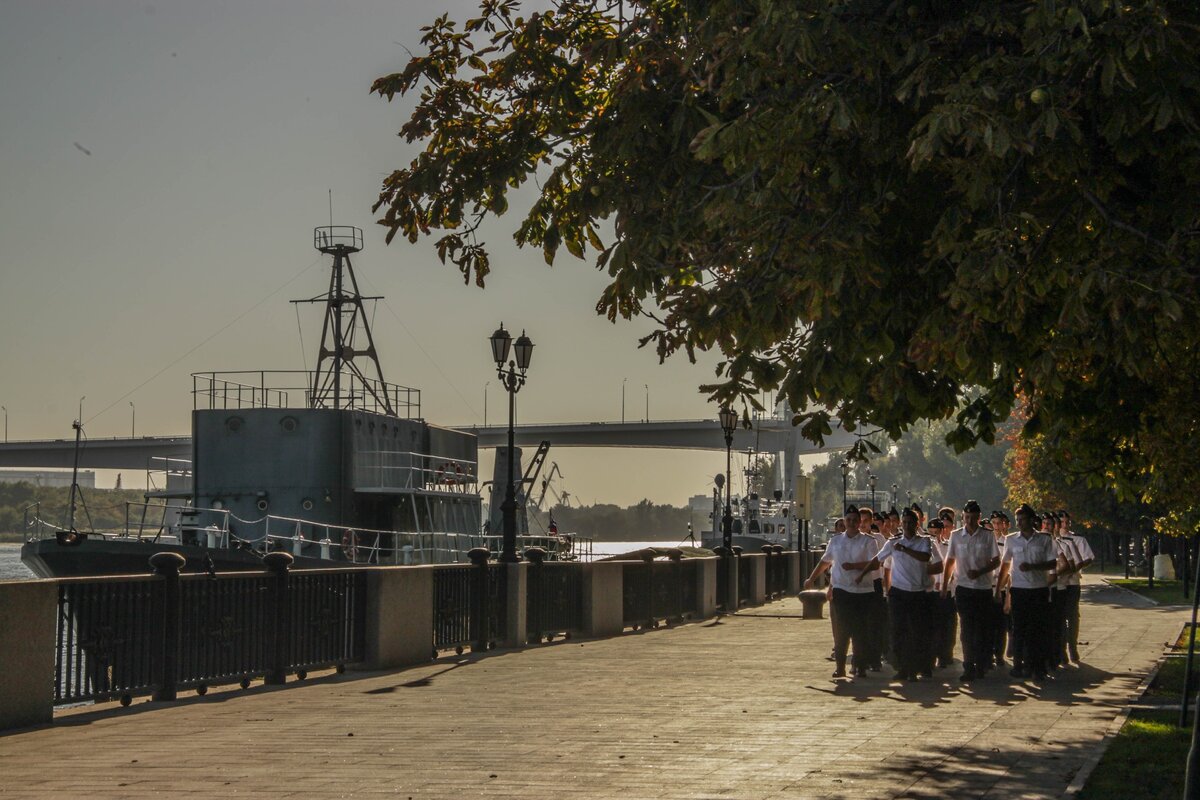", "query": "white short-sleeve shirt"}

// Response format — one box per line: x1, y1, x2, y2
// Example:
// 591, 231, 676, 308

946, 526, 1001, 591
1002, 532, 1057, 589
928, 537, 951, 592
991, 536, 1007, 587
875, 535, 933, 592
820, 532, 881, 593
1060, 534, 1094, 586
